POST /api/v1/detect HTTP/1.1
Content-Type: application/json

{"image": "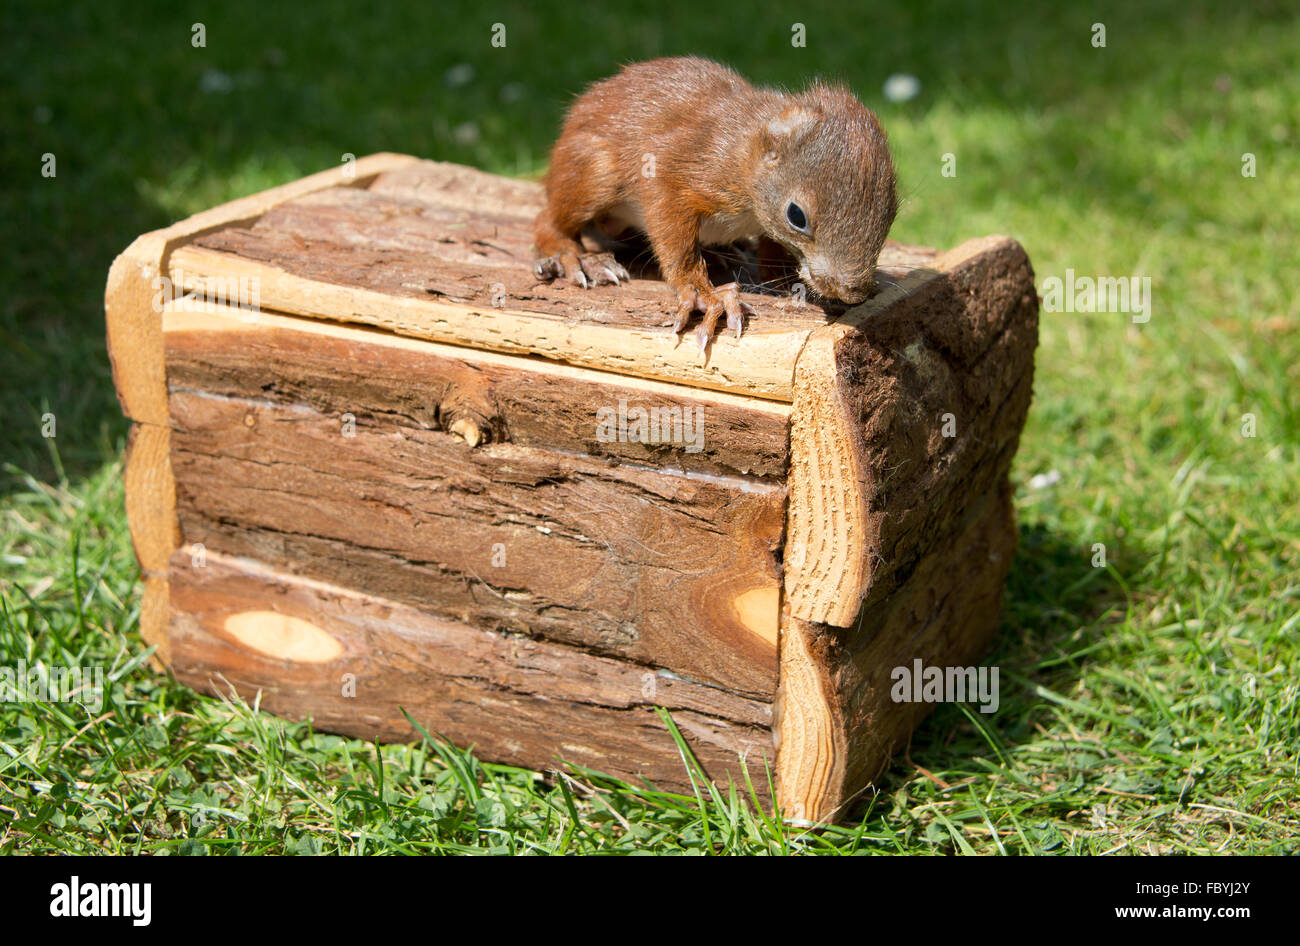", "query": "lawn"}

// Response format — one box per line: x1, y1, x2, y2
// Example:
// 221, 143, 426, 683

1, 0, 1296, 853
